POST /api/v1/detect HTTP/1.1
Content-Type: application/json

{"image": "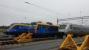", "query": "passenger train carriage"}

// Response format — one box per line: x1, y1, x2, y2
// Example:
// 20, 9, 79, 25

58, 23, 89, 37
